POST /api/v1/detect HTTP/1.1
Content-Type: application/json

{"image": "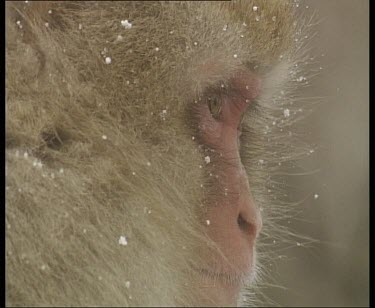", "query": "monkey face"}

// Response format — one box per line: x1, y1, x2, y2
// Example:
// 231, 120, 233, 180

6, 1, 307, 307
189, 71, 263, 305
